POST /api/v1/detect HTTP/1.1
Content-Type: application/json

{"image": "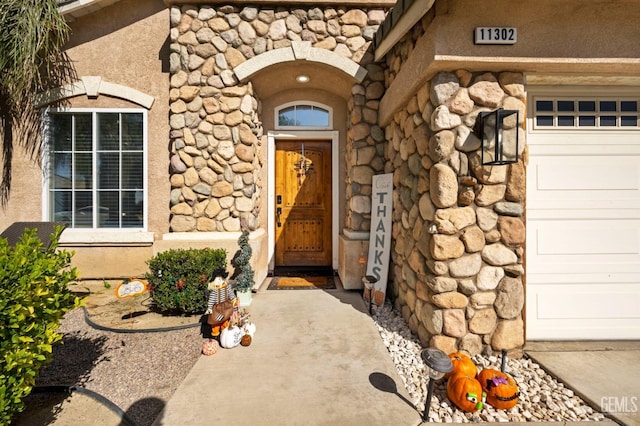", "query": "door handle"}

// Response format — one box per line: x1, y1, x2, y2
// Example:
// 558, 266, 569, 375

276, 207, 282, 227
